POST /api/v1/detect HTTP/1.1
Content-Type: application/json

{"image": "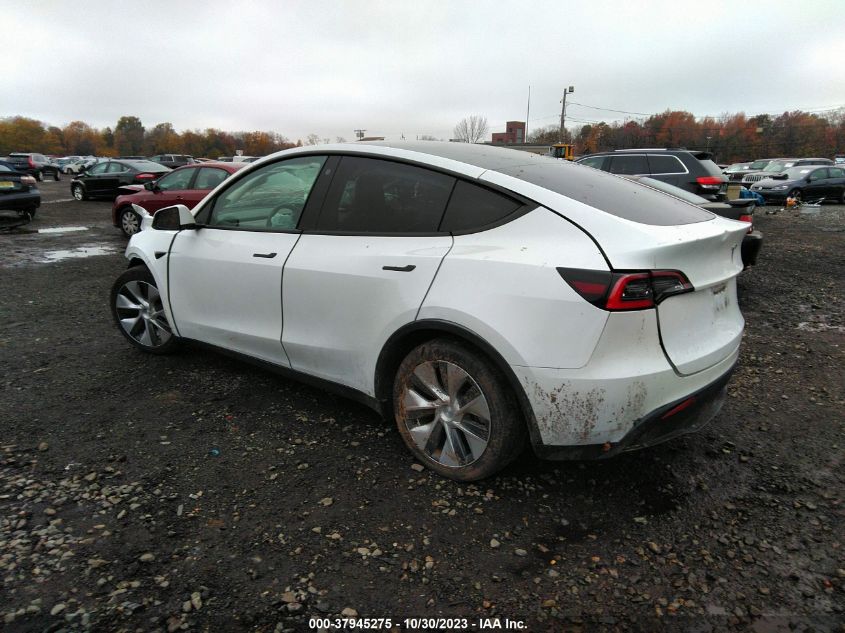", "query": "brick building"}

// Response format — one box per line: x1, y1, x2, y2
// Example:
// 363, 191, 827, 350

491, 121, 526, 144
